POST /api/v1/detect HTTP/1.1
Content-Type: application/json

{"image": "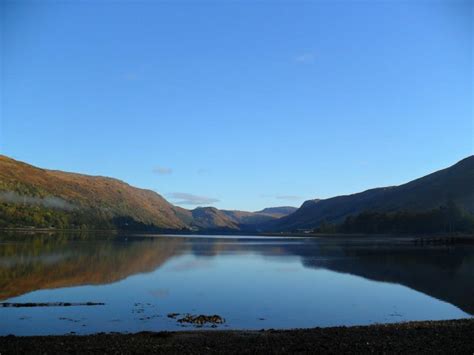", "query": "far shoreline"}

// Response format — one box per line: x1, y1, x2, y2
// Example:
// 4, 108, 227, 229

2, 227, 474, 241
